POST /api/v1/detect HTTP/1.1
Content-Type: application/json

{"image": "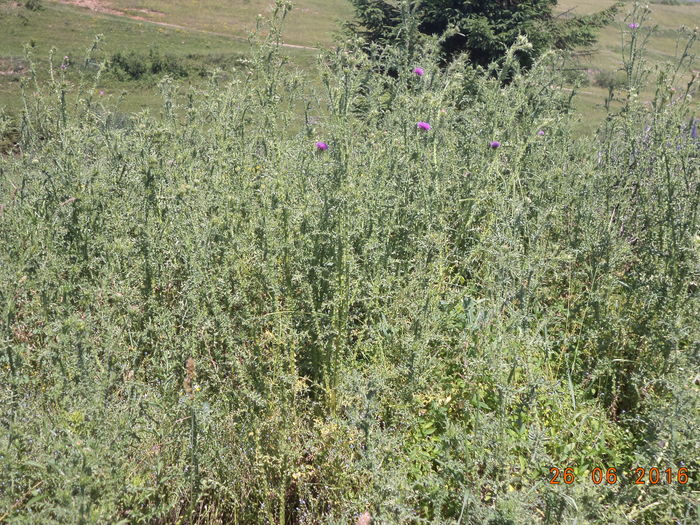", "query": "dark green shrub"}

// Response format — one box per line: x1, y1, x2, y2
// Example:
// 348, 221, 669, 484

108, 49, 189, 80
24, 0, 43, 11
148, 48, 188, 77
109, 50, 148, 80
